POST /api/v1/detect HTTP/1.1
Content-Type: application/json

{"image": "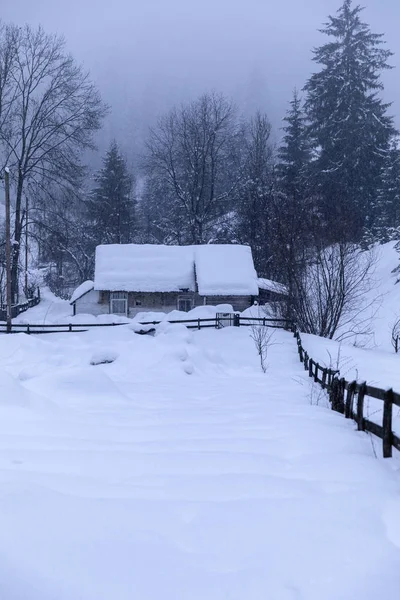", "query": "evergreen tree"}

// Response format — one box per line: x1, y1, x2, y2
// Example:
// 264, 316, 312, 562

273, 92, 314, 318
278, 90, 311, 201
304, 0, 396, 241
367, 140, 400, 243
87, 141, 135, 245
